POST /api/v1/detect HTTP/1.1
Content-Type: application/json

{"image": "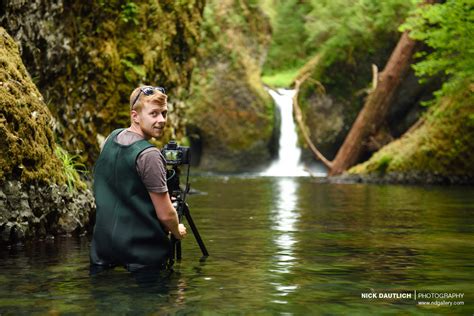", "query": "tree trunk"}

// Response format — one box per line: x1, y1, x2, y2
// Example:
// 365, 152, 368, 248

328, 30, 419, 176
